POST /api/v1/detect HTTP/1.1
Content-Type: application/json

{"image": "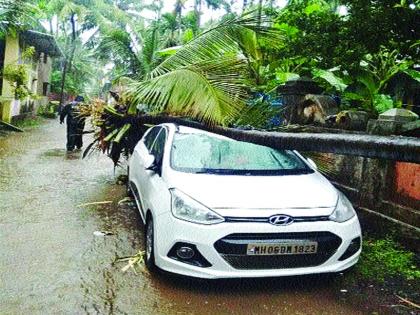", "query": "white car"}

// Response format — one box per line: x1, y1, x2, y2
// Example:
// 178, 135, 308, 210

128, 123, 362, 279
